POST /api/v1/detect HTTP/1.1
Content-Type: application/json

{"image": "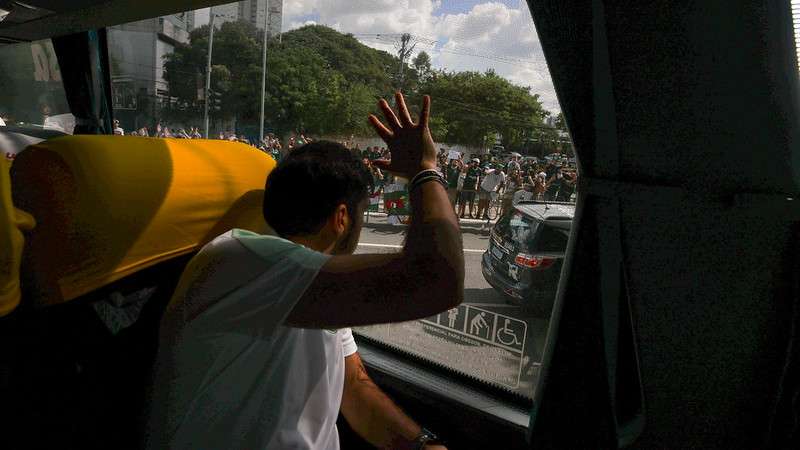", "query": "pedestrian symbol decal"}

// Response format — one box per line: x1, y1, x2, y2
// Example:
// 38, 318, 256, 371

447, 309, 458, 328
469, 311, 490, 338
422, 304, 527, 353
420, 304, 529, 388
